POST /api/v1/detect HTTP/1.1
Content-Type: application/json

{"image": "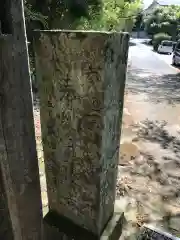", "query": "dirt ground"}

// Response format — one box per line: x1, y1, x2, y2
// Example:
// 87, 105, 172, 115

33, 91, 180, 240
118, 77, 180, 238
